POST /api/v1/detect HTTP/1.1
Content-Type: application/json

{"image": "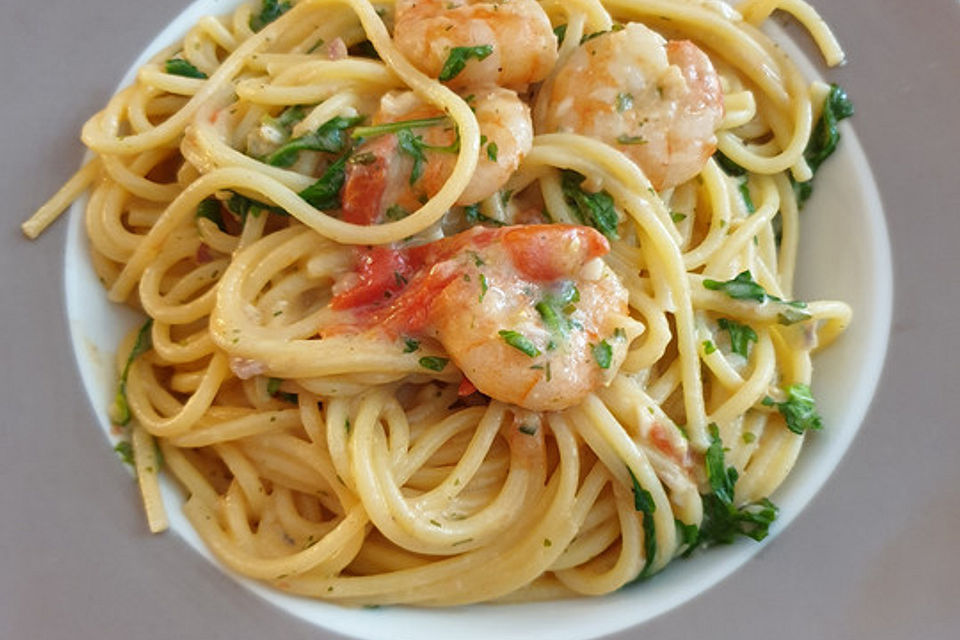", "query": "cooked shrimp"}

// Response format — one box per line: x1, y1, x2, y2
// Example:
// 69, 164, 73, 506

328, 225, 640, 412
535, 23, 724, 191
341, 87, 533, 224
393, 0, 558, 89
